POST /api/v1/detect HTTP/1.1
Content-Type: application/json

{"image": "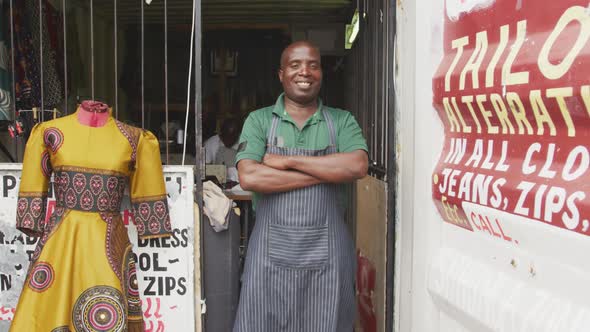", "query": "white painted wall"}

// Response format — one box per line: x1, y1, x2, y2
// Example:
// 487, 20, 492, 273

395, 0, 445, 331
395, 1, 590, 331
